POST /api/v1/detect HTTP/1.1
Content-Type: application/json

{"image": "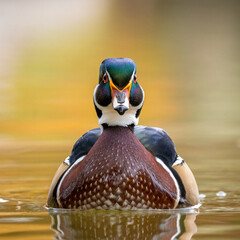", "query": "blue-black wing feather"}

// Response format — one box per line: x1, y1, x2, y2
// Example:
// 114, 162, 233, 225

134, 126, 178, 166
68, 128, 101, 165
